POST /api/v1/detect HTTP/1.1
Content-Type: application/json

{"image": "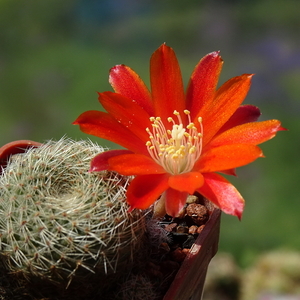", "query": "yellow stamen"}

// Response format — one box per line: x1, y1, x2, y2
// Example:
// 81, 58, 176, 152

145, 110, 203, 175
